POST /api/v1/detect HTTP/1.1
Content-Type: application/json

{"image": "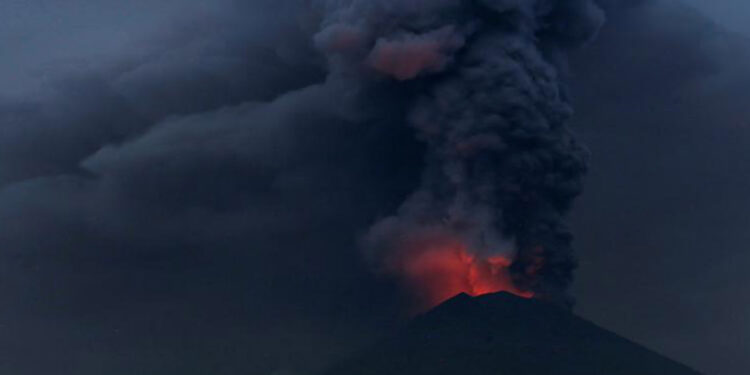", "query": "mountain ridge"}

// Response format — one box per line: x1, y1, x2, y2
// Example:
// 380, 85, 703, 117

321, 292, 702, 375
